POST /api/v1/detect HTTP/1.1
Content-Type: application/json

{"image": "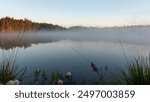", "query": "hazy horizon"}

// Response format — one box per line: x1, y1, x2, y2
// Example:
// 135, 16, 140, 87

1, 26, 150, 50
